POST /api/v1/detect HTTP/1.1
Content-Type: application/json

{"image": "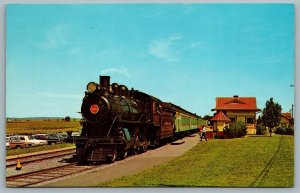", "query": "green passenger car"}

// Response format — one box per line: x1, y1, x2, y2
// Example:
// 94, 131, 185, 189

173, 111, 205, 133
